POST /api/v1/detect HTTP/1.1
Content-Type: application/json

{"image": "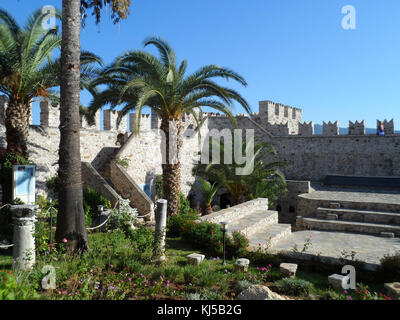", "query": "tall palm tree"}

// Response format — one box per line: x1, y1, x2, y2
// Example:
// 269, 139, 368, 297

56, 0, 131, 252
0, 8, 61, 158
193, 135, 287, 207
0, 8, 103, 158
89, 36, 250, 216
